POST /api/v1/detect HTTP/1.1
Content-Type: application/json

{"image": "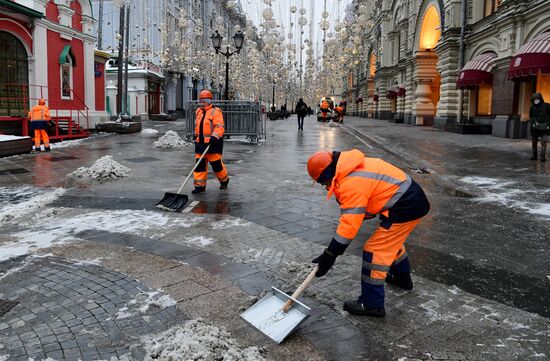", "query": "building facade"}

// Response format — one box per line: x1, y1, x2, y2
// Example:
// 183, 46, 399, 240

0, 0, 108, 130
347, 0, 550, 137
